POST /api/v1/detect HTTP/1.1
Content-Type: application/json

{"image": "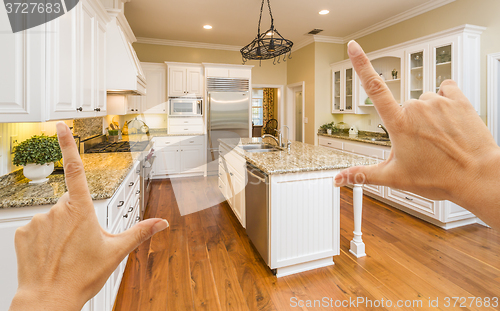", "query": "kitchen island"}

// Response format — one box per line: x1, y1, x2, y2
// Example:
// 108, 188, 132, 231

218, 137, 375, 277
